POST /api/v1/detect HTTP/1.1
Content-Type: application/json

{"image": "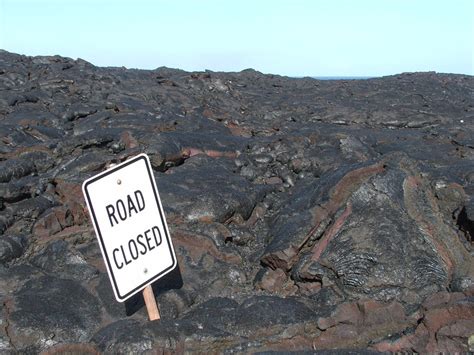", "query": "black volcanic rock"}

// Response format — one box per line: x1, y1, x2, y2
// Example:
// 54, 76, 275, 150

7, 276, 101, 352
0, 50, 473, 353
